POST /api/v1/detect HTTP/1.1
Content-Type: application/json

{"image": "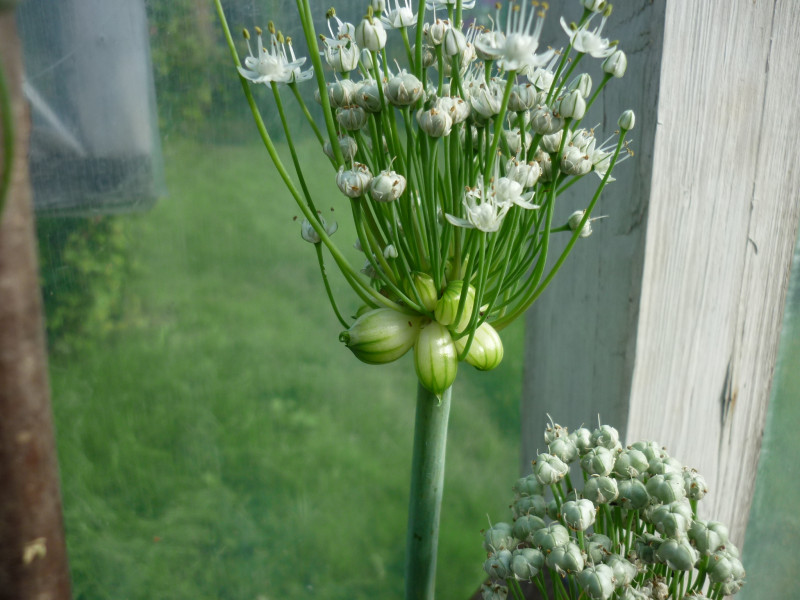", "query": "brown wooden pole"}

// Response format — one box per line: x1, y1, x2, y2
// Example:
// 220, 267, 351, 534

0, 11, 72, 600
